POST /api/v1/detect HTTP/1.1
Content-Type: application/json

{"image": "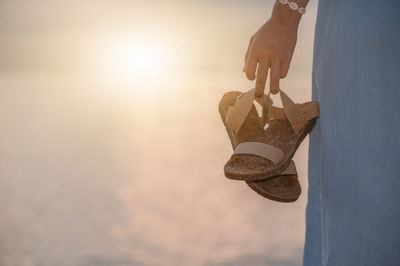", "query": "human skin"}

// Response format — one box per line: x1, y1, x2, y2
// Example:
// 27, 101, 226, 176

243, 0, 309, 96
